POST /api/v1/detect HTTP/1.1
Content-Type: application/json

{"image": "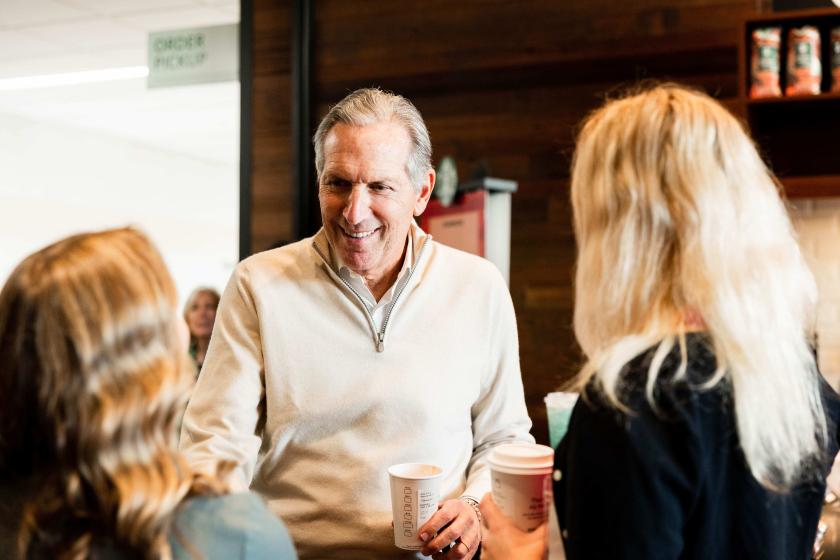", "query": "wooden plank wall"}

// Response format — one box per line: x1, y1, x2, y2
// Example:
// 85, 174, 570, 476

250, 0, 757, 444
250, 0, 293, 253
